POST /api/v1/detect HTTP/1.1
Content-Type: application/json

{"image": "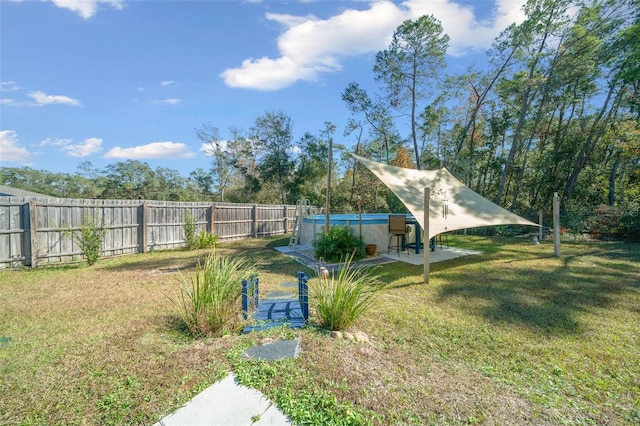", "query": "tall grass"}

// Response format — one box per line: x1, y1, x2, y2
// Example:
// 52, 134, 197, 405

168, 249, 257, 337
310, 254, 384, 331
